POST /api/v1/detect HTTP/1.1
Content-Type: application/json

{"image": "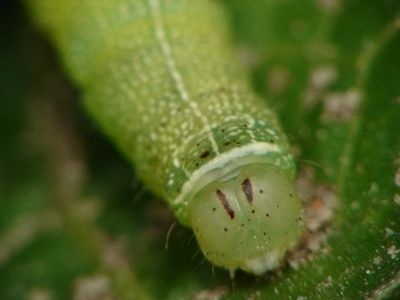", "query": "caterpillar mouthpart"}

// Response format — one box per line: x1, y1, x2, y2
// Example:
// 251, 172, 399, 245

187, 163, 303, 275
